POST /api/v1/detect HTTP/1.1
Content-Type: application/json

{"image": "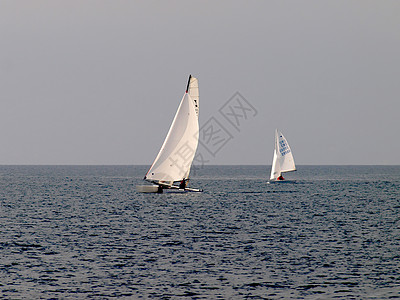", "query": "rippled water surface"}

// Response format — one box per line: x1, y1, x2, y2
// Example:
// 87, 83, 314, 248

0, 165, 399, 299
